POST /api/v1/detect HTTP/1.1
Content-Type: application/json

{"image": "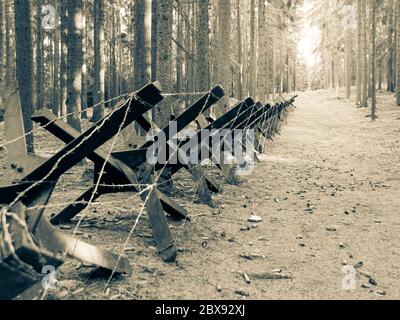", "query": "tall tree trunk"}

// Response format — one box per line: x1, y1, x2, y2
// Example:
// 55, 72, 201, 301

345, 0, 352, 100
35, 0, 45, 110
14, 0, 34, 152
133, 0, 151, 90
371, 0, 377, 119
151, 0, 158, 82
52, 0, 60, 116
249, 0, 256, 97
5, 1, 13, 83
0, 0, 4, 81
66, 0, 82, 131
60, 0, 68, 118
154, 0, 173, 128
396, 0, 400, 106
356, 0, 362, 104
387, 0, 395, 92
236, 0, 243, 99
217, 0, 231, 110
196, 0, 210, 97
110, 4, 118, 107
92, 0, 105, 122
361, 0, 368, 107
81, 0, 88, 118
257, 0, 266, 101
